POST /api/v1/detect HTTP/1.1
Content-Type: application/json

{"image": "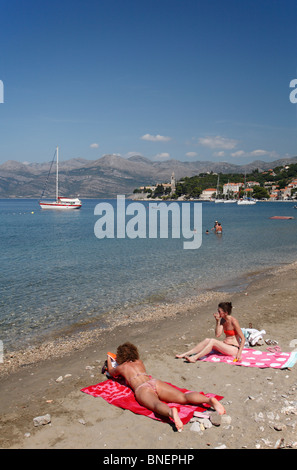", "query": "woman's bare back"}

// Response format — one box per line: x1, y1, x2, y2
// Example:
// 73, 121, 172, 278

116, 359, 151, 391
